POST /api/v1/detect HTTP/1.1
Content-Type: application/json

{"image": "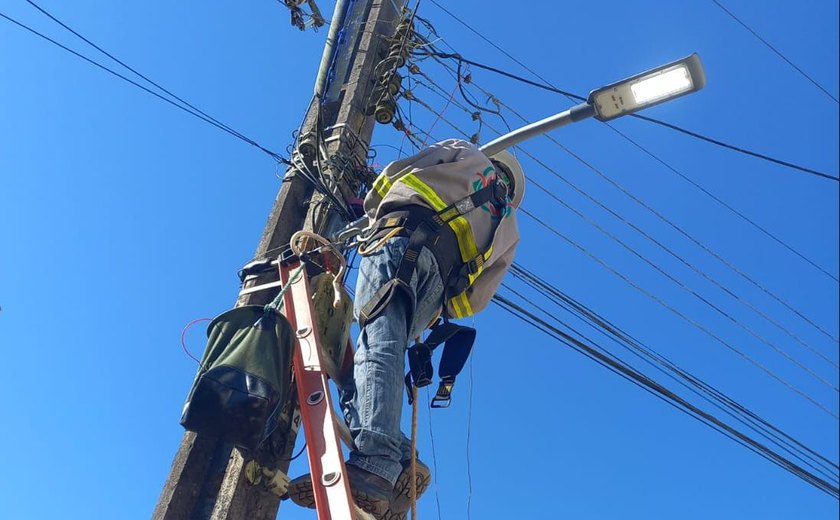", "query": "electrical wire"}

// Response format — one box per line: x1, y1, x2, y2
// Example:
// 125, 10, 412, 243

0, 11, 291, 165
518, 207, 838, 419
492, 292, 839, 499
508, 264, 839, 480
18, 0, 358, 225
382, 47, 836, 495
425, 387, 444, 520
709, 0, 838, 104
418, 50, 839, 184
421, 1, 838, 183
277, 441, 308, 462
